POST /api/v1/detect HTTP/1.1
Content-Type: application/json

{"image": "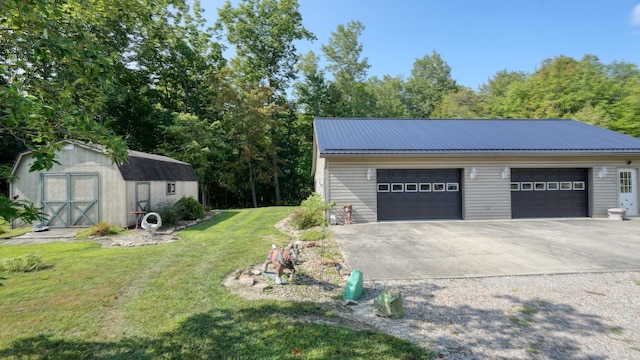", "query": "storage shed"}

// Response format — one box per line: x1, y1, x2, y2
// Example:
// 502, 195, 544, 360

313, 118, 640, 223
10, 141, 198, 228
